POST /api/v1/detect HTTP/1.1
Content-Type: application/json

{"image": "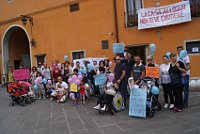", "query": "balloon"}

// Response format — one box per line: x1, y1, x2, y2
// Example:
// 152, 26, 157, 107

64, 55, 68, 61
34, 85, 39, 90
68, 78, 73, 84
151, 86, 159, 95
48, 80, 52, 85
42, 78, 47, 84
36, 76, 43, 84
78, 74, 83, 81
69, 92, 75, 100
150, 43, 156, 54
179, 50, 187, 59
57, 63, 61, 69
75, 79, 81, 85
165, 52, 171, 59
72, 75, 77, 82
34, 79, 39, 85
109, 61, 113, 67
88, 64, 93, 71
79, 68, 87, 75
108, 73, 115, 82
190, 80, 196, 88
